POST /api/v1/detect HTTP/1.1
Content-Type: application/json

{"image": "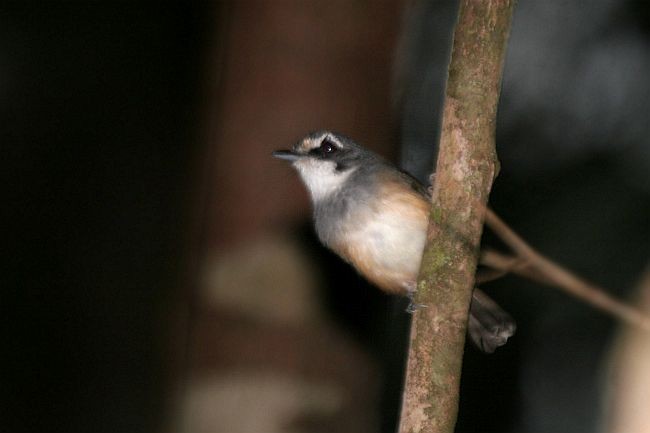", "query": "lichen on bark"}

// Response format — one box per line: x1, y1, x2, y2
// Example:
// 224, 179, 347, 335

397, 2, 516, 433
